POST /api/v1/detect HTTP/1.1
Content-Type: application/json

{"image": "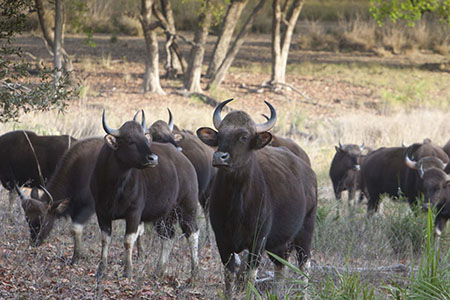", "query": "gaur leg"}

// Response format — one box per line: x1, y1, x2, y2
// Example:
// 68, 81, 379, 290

333, 183, 342, 202
96, 218, 112, 279
293, 209, 315, 269
123, 215, 141, 278
70, 223, 84, 264
136, 222, 145, 258
366, 190, 381, 216
155, 214, 176, 277
434, 215, 448, 249
178, 195, 200, 278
